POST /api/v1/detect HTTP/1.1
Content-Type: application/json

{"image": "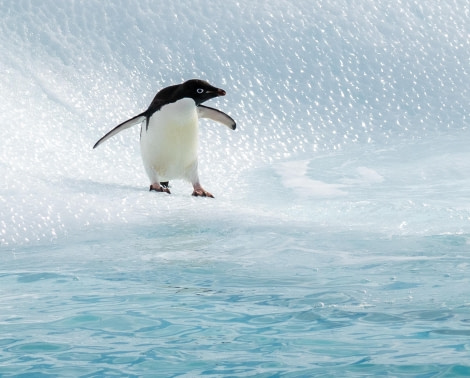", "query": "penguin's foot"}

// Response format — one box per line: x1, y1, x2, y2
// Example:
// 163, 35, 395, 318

192, 189, 214, 198
191, 183, 214, 198
149, 184, 171, 194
